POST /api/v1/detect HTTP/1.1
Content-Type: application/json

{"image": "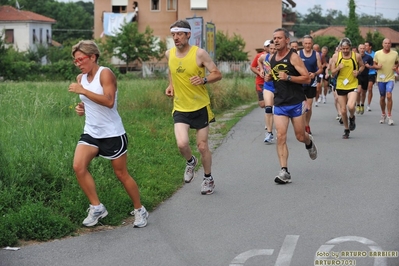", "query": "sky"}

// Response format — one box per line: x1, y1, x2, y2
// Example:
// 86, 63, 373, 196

292, 0, 399, 20
57, 0, 399, 20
